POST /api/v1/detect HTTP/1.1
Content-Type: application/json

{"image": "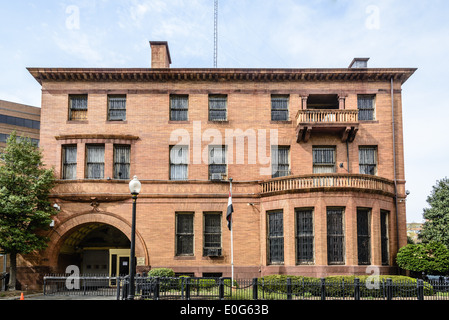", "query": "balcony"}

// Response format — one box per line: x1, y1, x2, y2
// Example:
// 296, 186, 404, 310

261, 173, 395, 196
296, 109, 359, 142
